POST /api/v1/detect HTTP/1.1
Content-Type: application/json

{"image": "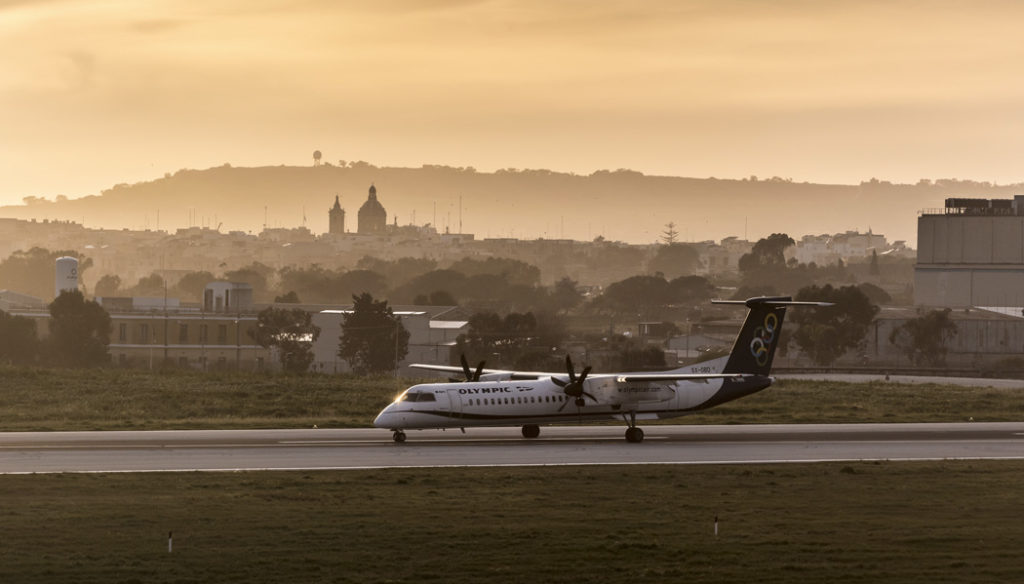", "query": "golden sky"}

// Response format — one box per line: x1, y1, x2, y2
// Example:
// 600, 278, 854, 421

2, 0, 1024, 206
